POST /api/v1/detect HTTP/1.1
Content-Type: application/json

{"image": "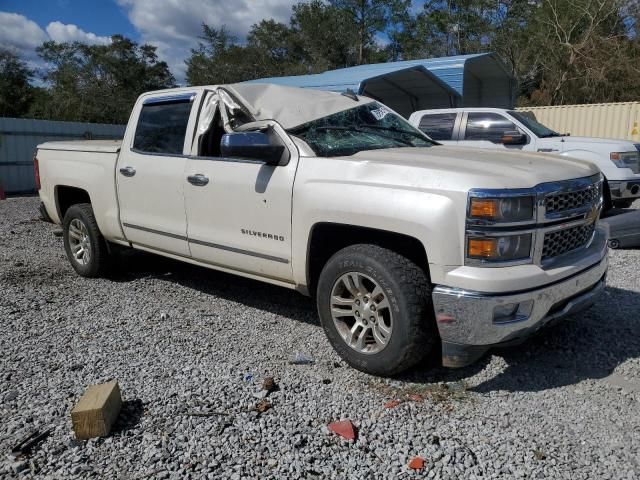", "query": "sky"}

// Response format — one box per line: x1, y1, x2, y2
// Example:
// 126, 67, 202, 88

0, 0, 309, 83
